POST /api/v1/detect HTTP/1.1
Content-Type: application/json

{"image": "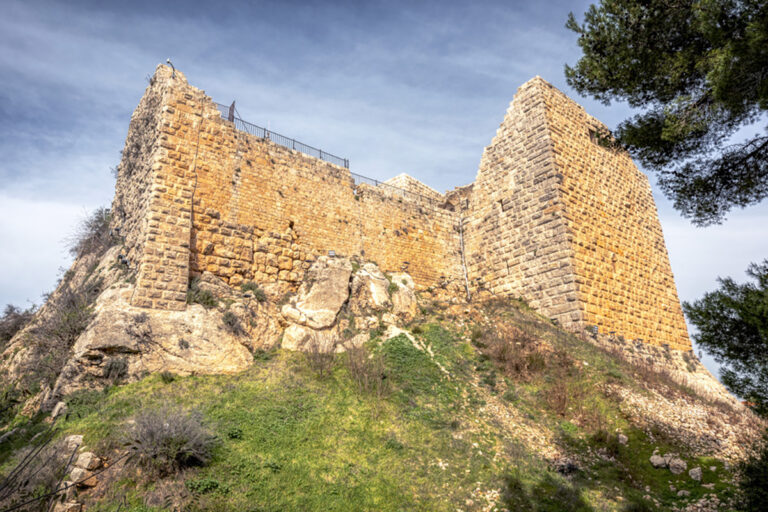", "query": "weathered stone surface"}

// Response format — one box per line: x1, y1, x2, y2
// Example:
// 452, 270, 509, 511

349, 263, 391, 315
51, 401, 68, 419
64, 435, 83, 453
462, 77, 690, 349
74, 451, 101, 471
69, 467, 97, 488
668, 457, 688, 475
689, 466, 702, 481
650, 454, 667, 469
52, 503, 82, 512
281, 324, 338, 352
389, 272, 418, 322
47, 284, 280, 399
293, 257, 352, 329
